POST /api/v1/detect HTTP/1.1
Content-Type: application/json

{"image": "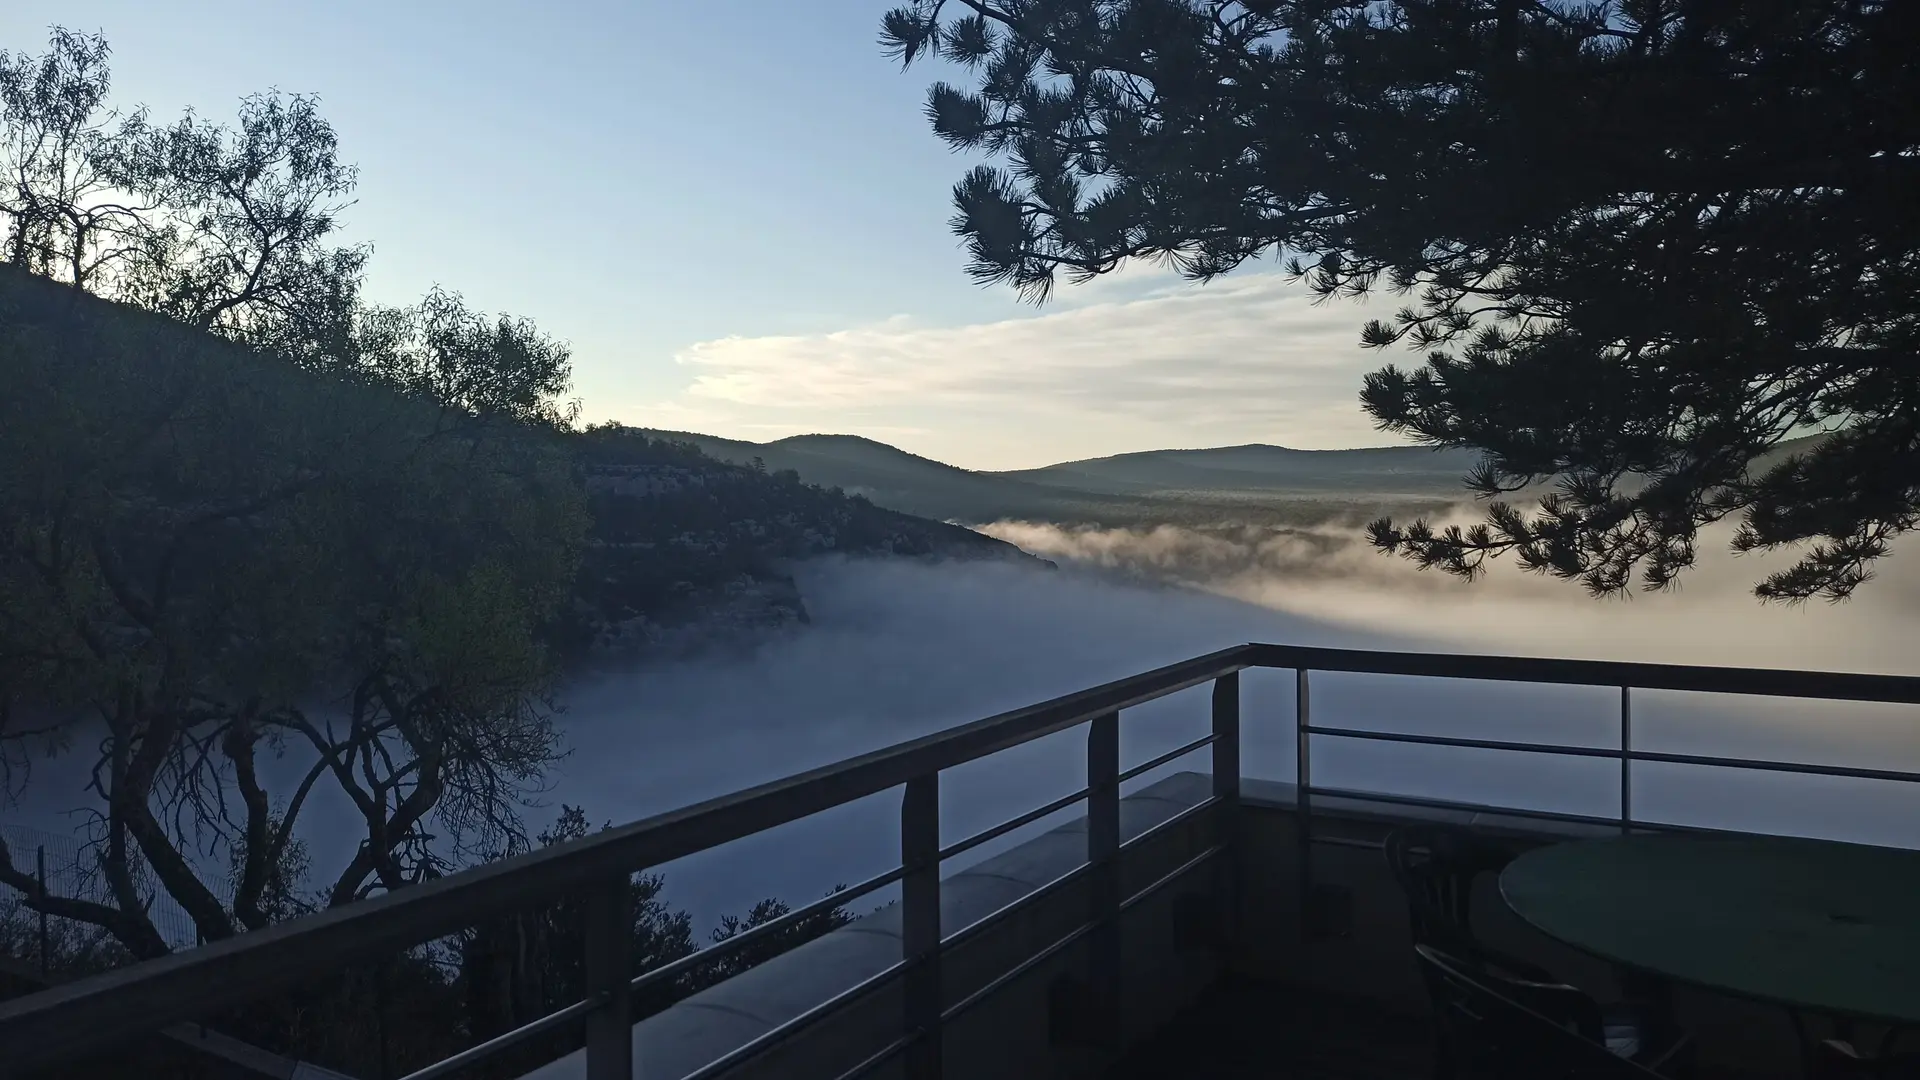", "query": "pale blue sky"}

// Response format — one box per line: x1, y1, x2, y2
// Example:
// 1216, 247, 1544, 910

2, 2, 1405, 469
